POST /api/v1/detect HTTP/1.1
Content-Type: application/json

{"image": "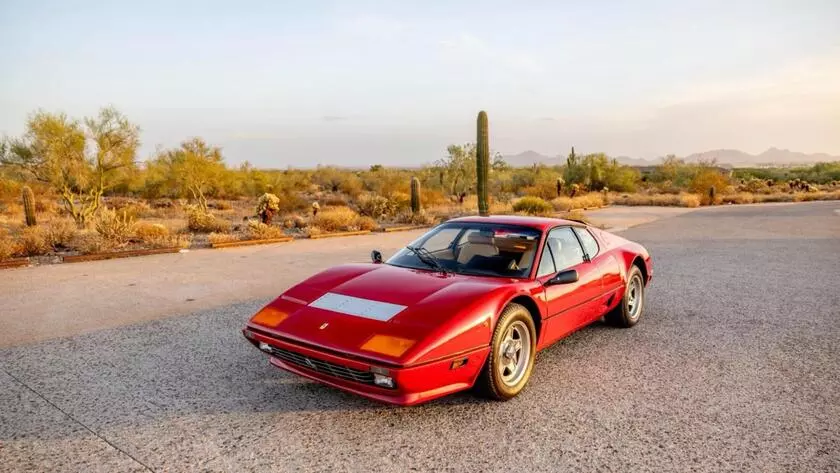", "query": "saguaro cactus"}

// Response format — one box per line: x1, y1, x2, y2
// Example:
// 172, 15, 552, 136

708, 185, 717, 204
22, 185, 37, 227
410, 177, 421, 214
476, 111, 490, 216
